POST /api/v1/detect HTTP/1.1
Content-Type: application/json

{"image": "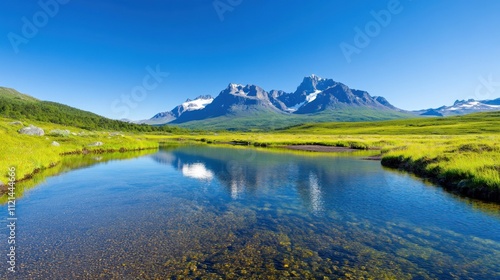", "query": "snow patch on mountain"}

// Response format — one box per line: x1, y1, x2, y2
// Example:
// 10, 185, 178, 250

181, 96, 214, 111
285, 101, 306, 112
310, 74, 325, 81
306, 90, 322, 103
446, 101, 500, 111
284, 89, 321, 112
